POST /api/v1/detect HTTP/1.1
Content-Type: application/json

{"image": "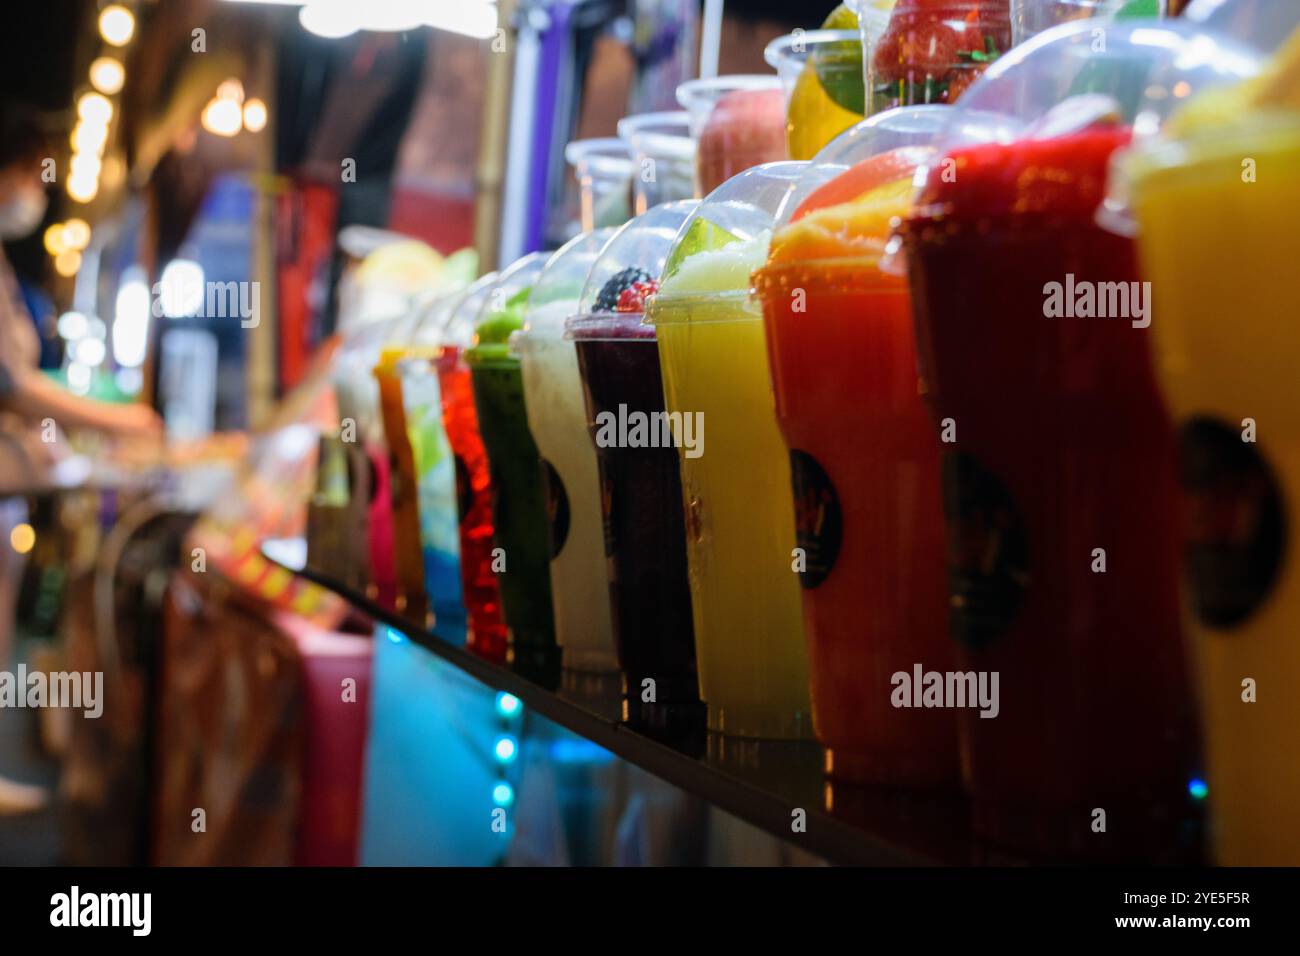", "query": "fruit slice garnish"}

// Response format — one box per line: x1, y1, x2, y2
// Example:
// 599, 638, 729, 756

476, 286, 531, 344
812, 41, 867, 116
662, 217, 741, 281
770, 175, 917, 264
791, 145, 930, 221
